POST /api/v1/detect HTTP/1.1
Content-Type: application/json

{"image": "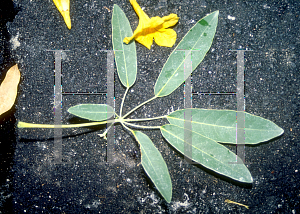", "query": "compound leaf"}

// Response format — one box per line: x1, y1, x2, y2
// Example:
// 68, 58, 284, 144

132, 130, 172, 203
167, 108, 284, 144
112, 4, 137, 88
154, 10, 219, 97
68, 104, 114, 121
